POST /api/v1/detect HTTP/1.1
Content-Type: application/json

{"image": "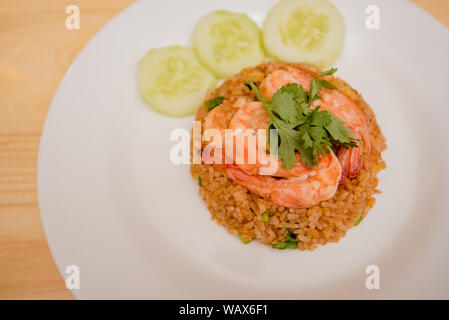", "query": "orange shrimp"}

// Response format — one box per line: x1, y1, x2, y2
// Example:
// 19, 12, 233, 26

202, 97, 248, 163
225, 101, 342, 208
260, 67, 312, 99
203, 96, 248, 145
313, 89, 370, 179
226, 151, 341, 209
259, 67, 371, 179
228, 101, 320, 178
